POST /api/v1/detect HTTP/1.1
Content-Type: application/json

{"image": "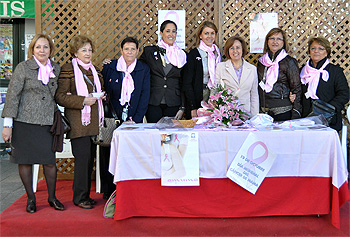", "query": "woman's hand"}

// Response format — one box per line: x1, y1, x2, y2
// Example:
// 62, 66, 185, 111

174, 110, 184, 120
289, 92, 296, 103
83, 96, 97, 106
2, 127, 12, 142
102, 58, 111, 65
191, 109, 198, 118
